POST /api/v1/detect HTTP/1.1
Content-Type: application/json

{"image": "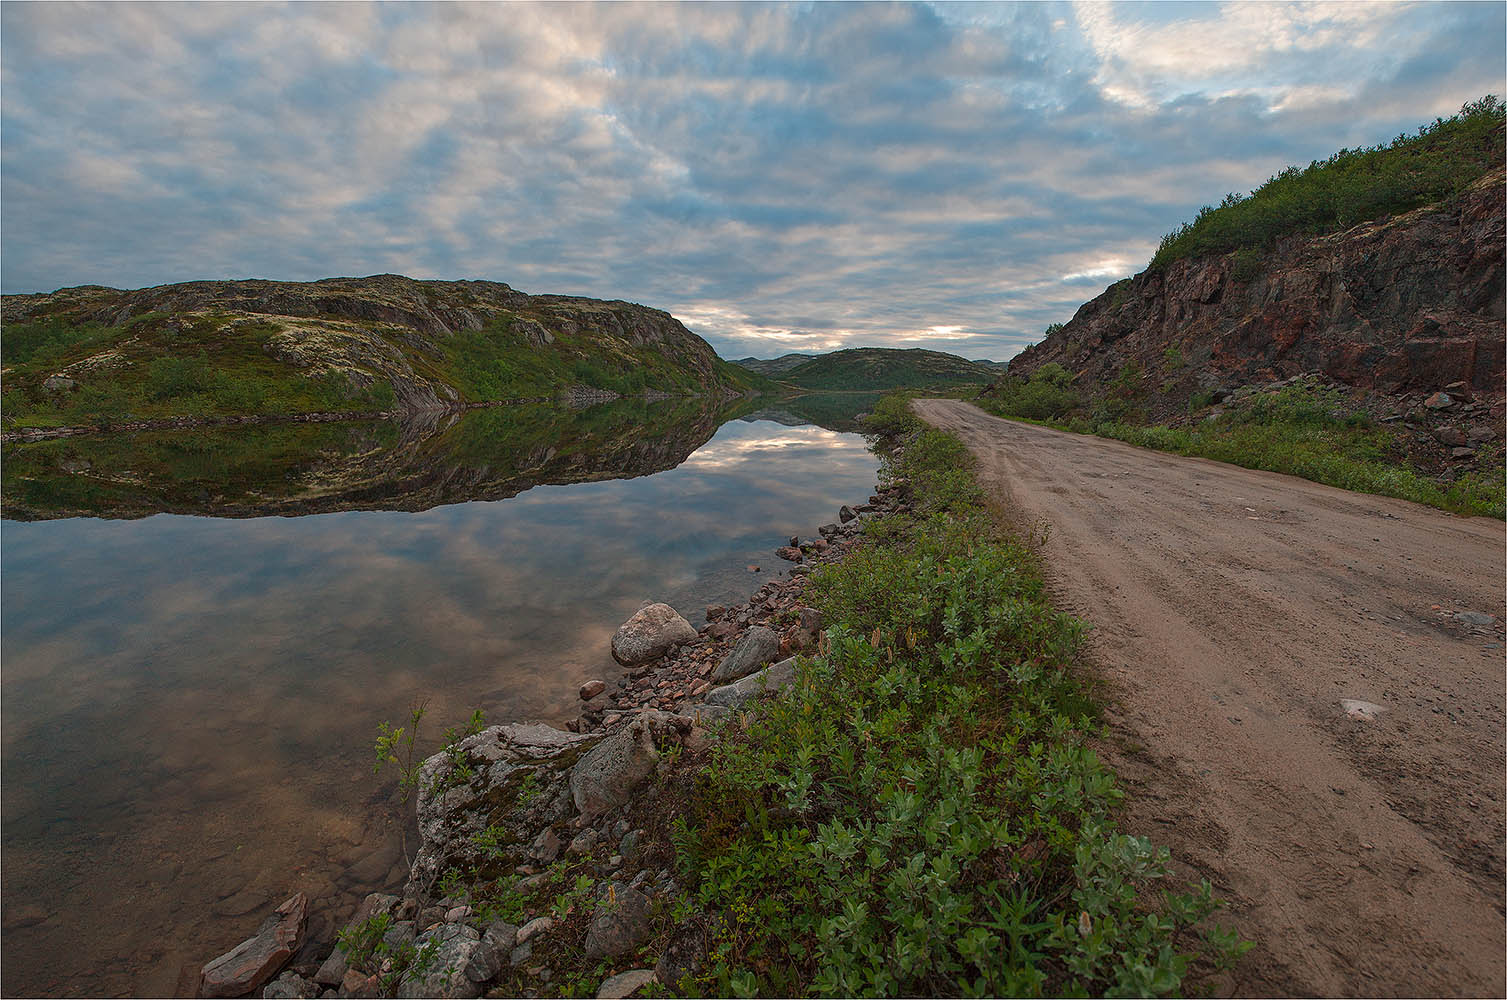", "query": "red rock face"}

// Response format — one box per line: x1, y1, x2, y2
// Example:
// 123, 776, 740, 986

1013, 168, 1505, 401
